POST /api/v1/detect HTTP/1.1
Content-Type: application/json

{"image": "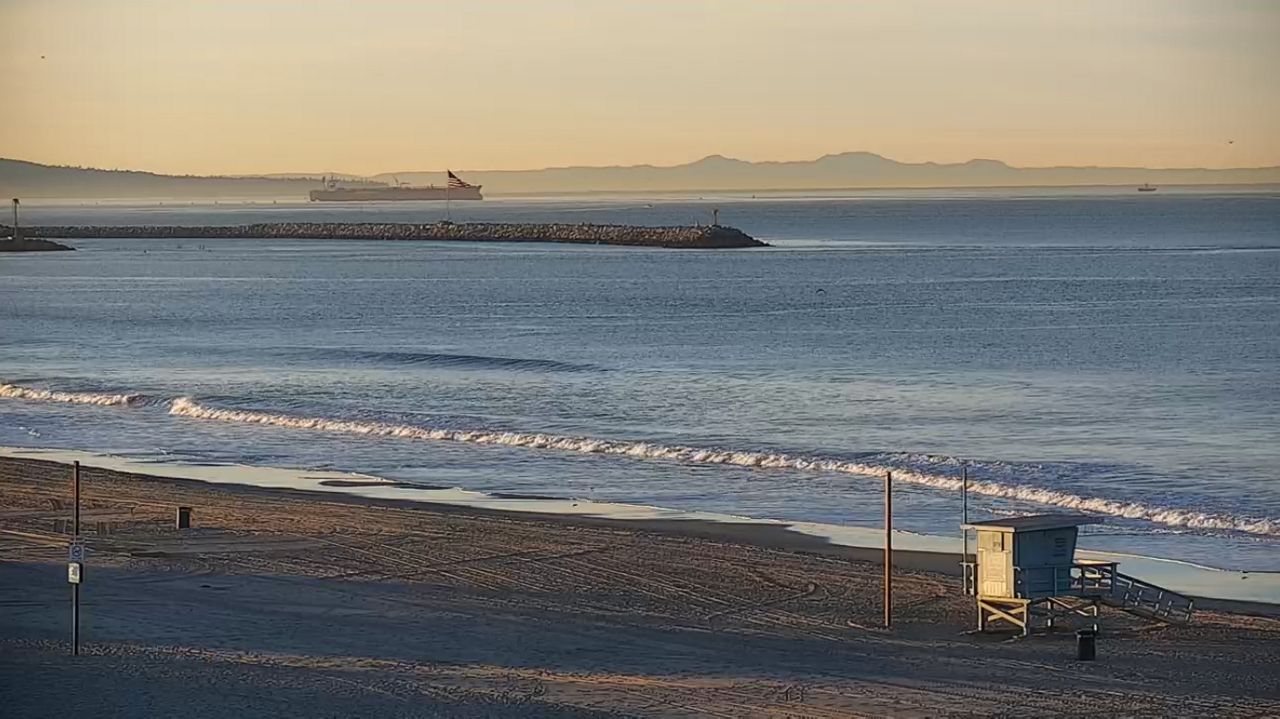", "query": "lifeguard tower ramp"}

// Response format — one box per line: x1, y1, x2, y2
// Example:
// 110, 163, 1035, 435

962, 514, 1195, 635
